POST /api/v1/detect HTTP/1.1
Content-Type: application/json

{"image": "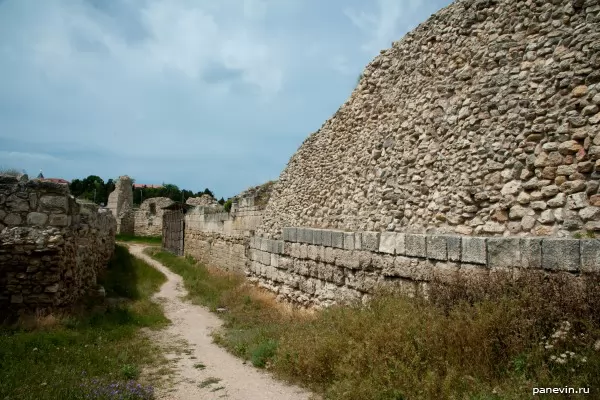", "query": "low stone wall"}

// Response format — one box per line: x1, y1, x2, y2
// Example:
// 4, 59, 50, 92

184, 231, 247, 274
247, 227, 600, 307
0, 175, 117, 318
182, 190, 268, 274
